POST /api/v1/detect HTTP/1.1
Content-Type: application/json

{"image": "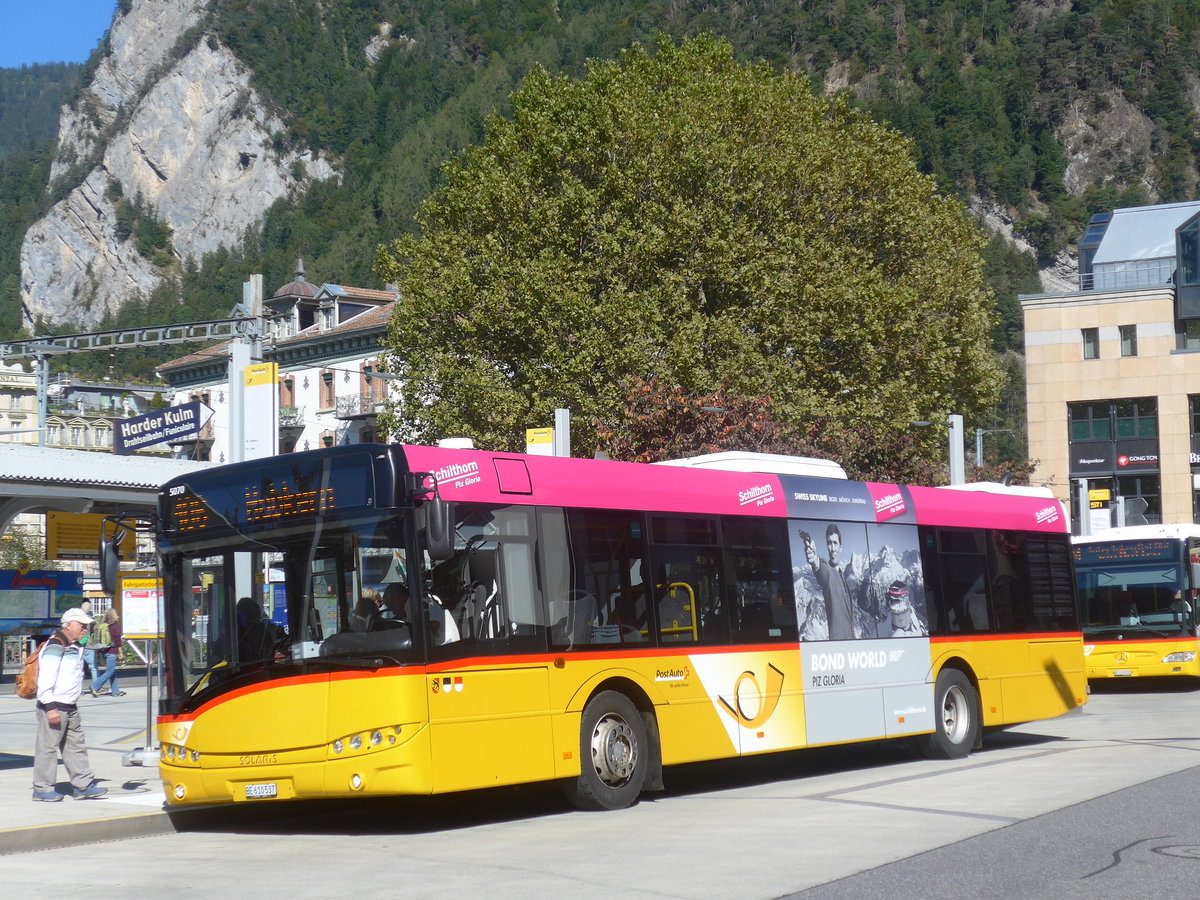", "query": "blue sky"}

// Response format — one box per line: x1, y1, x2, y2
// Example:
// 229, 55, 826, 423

0, 1, 117, 68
